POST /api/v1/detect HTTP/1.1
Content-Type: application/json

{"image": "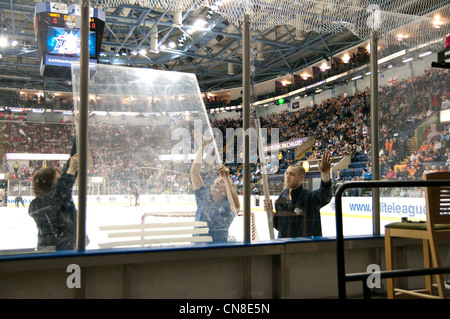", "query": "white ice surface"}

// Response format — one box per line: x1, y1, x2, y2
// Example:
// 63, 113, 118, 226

0, 195, 403, 252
